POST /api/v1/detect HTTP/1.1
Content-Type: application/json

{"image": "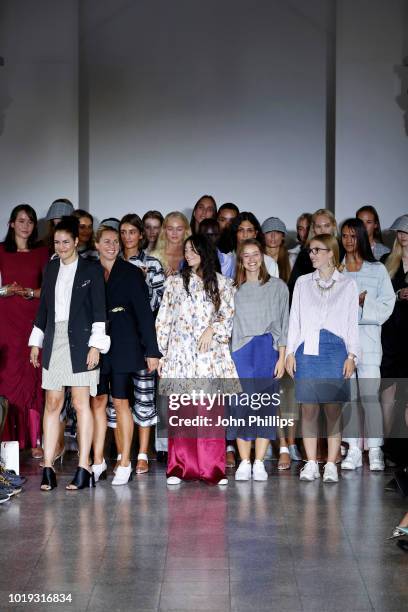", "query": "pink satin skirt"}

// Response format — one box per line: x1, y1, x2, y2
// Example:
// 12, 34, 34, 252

167, 438, 226, 485
166, 400, 226, 484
